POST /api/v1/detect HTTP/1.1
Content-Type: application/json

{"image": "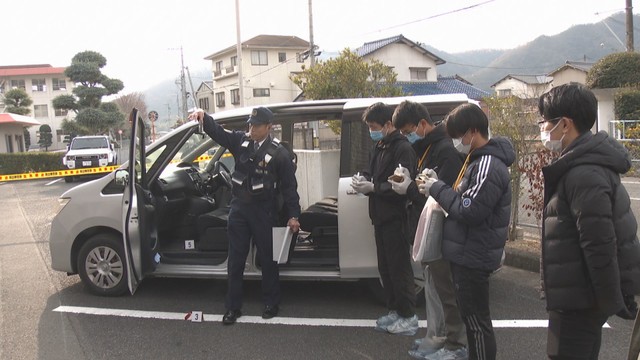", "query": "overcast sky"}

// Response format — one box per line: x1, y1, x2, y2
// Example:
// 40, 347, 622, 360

2, 0, 634, 93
